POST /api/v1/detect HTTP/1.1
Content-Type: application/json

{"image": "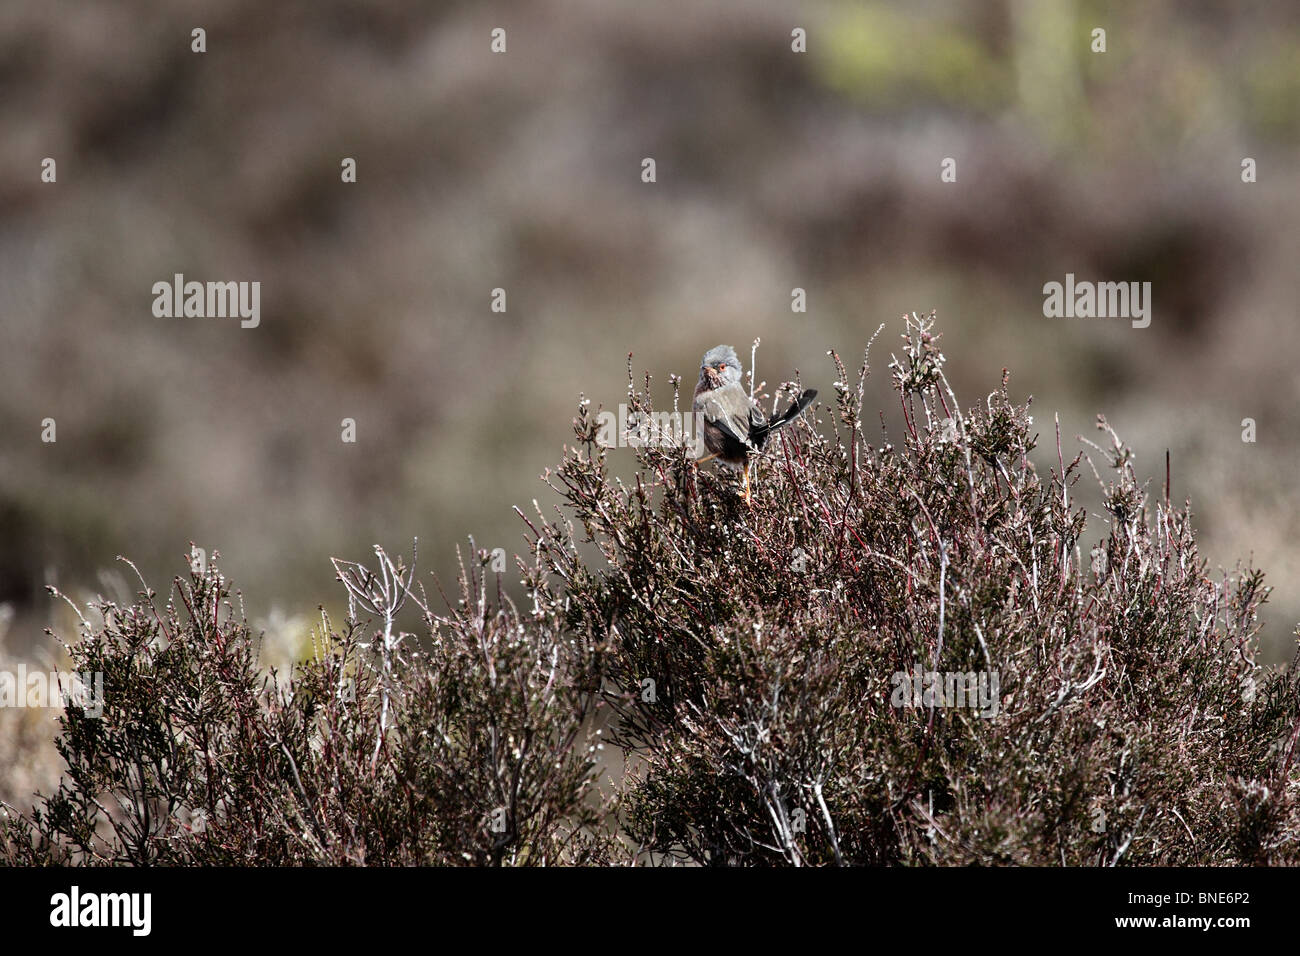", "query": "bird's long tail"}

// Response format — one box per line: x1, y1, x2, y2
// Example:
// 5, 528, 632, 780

767, 388, 817, 431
